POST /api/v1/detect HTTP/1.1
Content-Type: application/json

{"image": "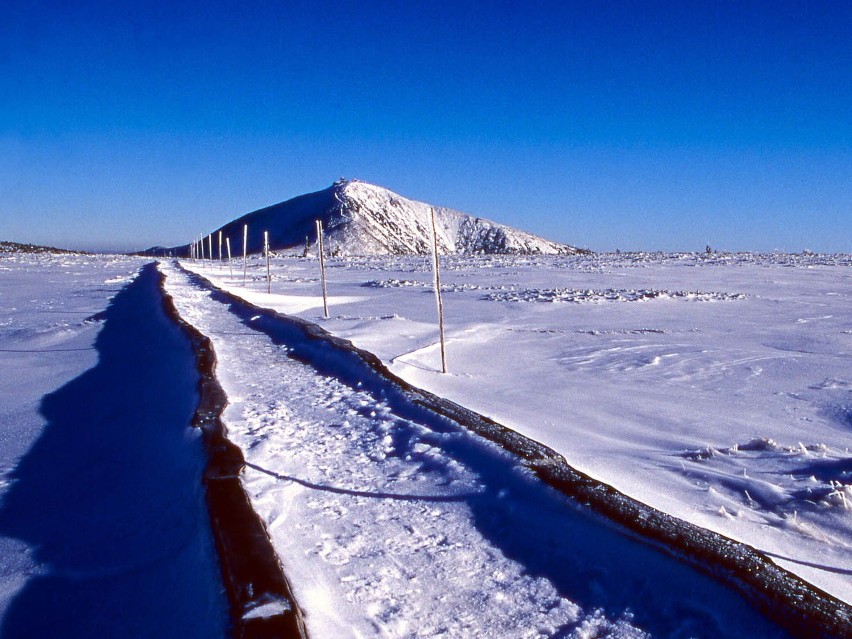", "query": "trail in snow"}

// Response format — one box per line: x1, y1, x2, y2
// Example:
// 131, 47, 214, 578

160, 261, 790, 639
